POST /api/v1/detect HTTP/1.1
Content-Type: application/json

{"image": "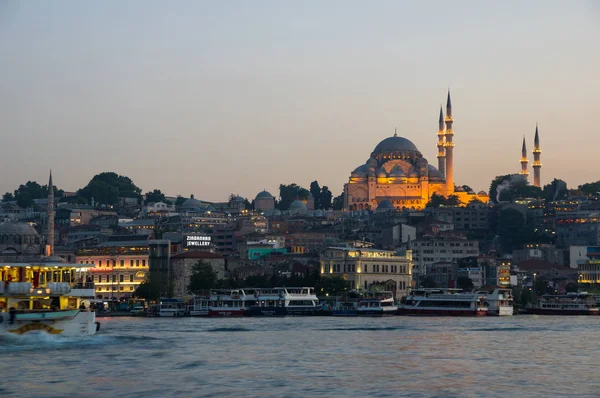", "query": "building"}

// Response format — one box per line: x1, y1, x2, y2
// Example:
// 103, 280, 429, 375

319, 247, 412, 298
75, 235, 151, 299
512, 244, 565, 266
343, 92, 489, 211
254, 190, 275, 212
411, 232, 479, 284
170, 251, 226, 297
555, 212, 600, 247
142, 202, 177, 218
